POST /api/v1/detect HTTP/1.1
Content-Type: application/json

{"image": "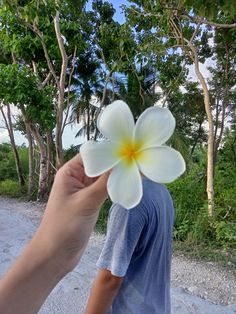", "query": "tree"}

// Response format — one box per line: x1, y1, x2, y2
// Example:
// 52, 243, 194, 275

167, 82, 207, 156
0, 104, 25, 186
0, 0, 106, 198
117, 64, 159, 119
69, 50, 103, 141
72, 0, 140, 140
208, 27, 236, 165
126, 0, 236, 216
14, 115, 35, 198
1, 0, 94, 168
0, 64, 55, 200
